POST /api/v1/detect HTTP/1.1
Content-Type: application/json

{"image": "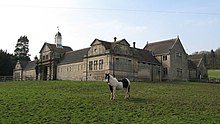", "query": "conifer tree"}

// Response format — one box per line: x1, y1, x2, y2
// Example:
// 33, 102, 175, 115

14, 36, 30, 61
